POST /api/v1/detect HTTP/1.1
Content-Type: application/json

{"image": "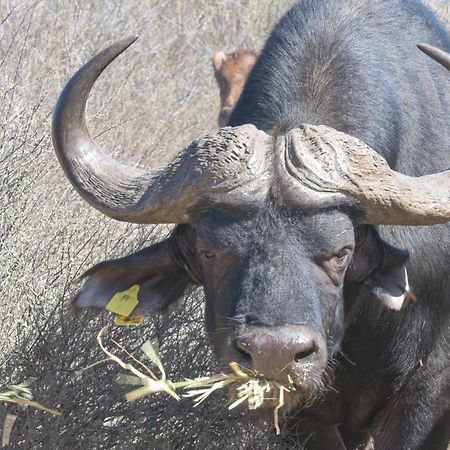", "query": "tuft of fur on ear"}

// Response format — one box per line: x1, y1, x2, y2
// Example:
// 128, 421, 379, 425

70, 238, 195, 317
212, 50, 227, 73
365, 265, 415, 311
